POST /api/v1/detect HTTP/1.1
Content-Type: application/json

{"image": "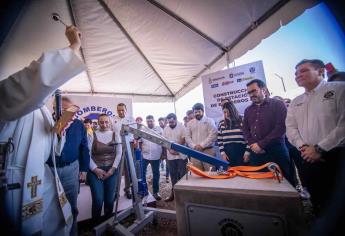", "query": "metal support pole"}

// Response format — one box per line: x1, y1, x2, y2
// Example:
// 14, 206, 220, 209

122, 134, 145, 220
274, 73, 286, 92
